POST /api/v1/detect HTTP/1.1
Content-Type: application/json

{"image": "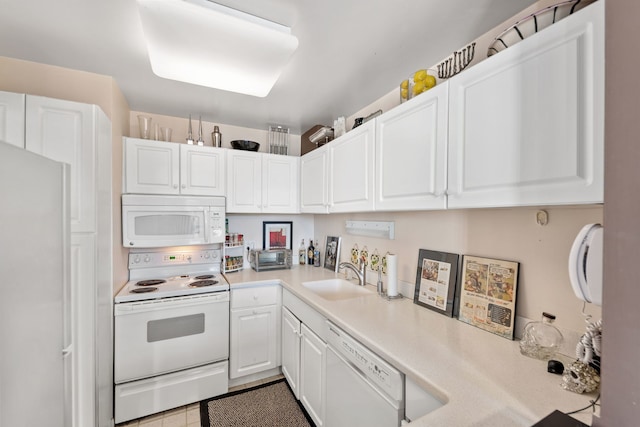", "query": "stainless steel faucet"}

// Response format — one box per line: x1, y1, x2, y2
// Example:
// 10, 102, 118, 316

338, 257, 367, 286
